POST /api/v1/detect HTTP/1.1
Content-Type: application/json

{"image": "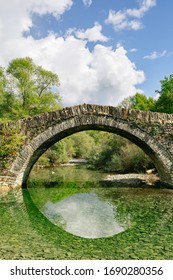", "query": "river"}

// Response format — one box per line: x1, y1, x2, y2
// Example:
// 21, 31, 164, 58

1, 165, 173, 259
